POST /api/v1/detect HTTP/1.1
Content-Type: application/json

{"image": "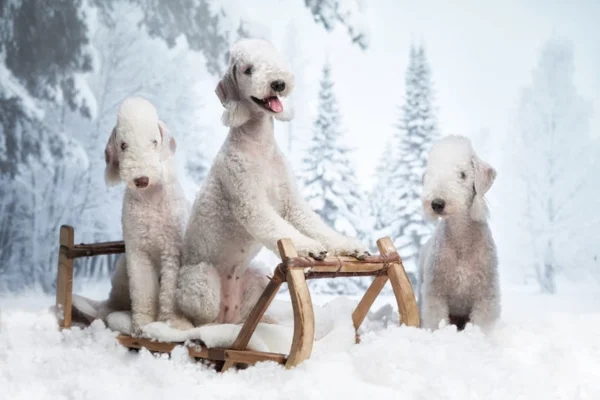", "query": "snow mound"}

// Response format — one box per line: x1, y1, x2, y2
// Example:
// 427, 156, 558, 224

2, 287, 600, 399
